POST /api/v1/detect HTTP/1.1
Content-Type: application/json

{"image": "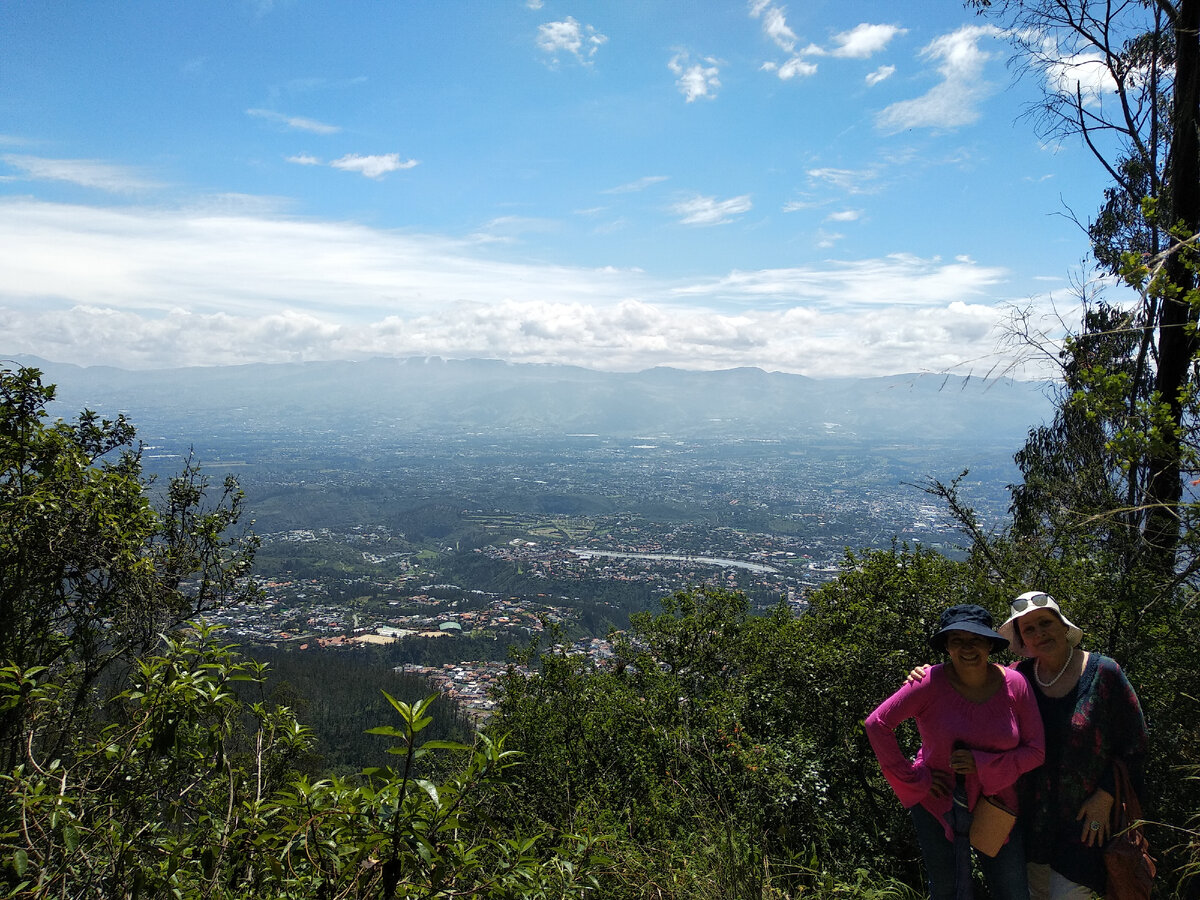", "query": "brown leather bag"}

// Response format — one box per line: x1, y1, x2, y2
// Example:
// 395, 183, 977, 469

1104, 758, 1155, 900
969, 795, 1016, 858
